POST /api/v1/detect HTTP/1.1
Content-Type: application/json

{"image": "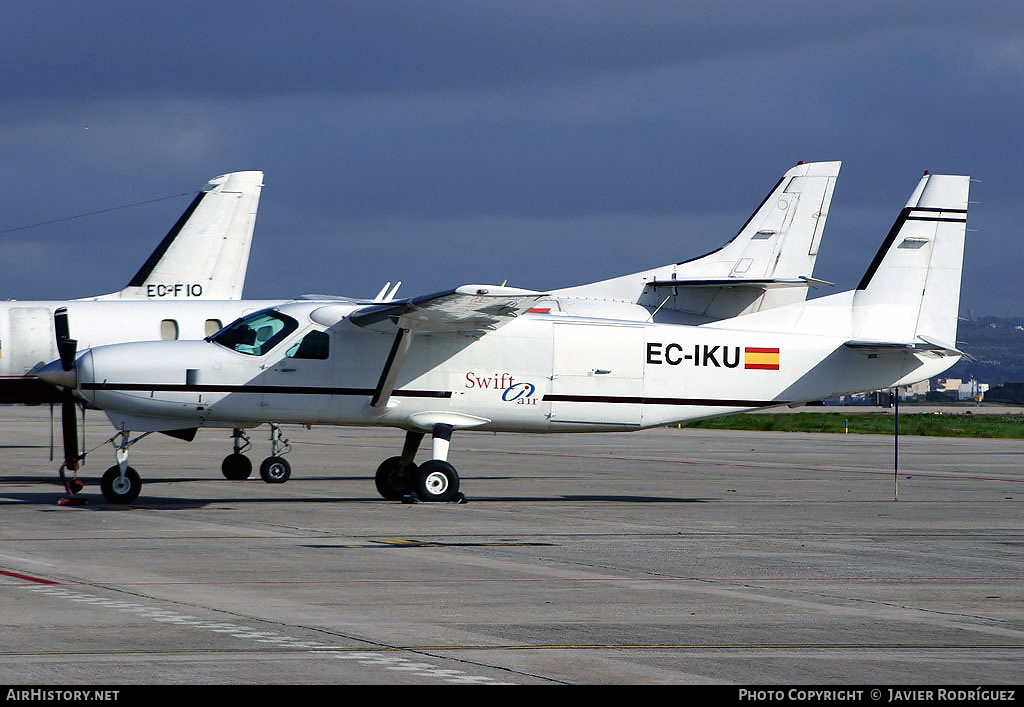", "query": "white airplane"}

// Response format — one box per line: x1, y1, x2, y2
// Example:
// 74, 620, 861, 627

0, 170, 275, 486
0, 170, 266, 389
38, 161, 855, 502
